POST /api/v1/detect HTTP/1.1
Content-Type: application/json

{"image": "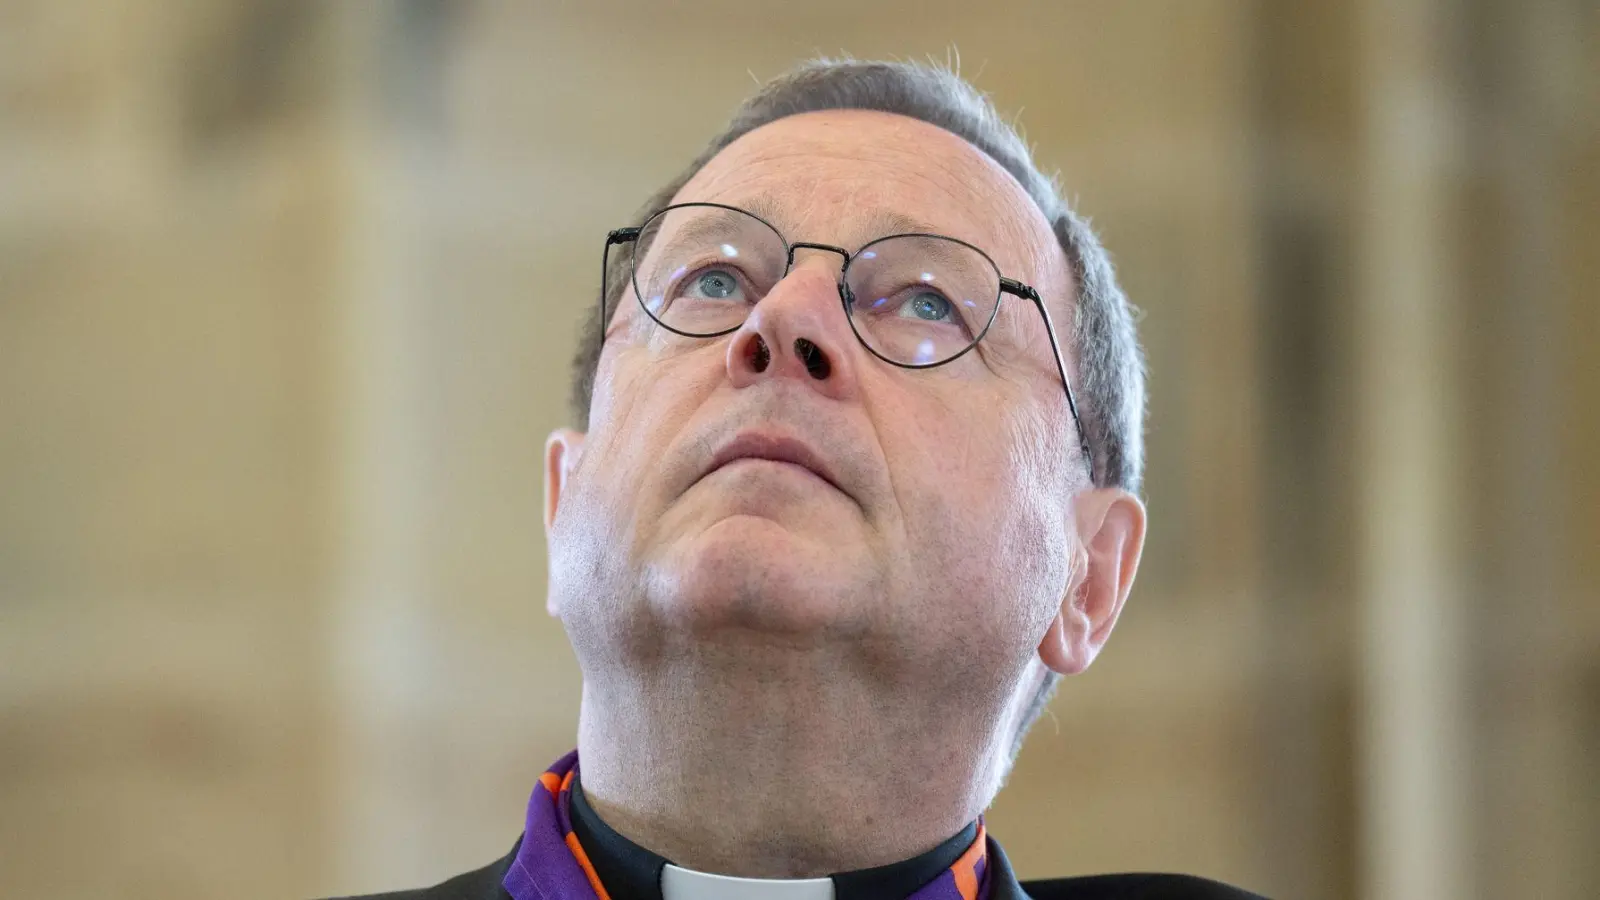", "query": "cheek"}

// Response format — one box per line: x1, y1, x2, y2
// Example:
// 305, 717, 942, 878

552, 341, 721, 629
575, 338, 732, 543
889, 401, 1072, 637
587, 333, 721, 437
997, 410, 1077, 621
